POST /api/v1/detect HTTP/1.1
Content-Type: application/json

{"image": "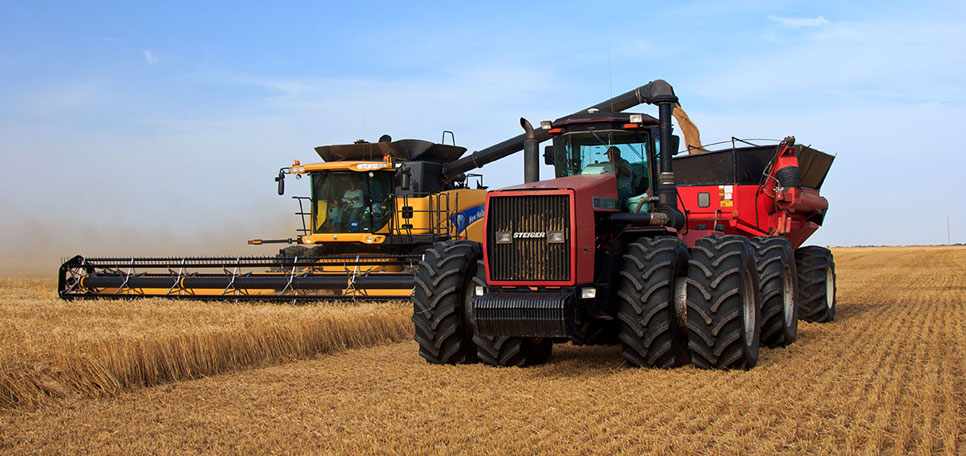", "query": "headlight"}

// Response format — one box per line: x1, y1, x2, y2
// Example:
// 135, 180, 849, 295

496, 231, 512, 244
580, 287, 596, 299
547, 230, 565, 243
475, 286, 485, 296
